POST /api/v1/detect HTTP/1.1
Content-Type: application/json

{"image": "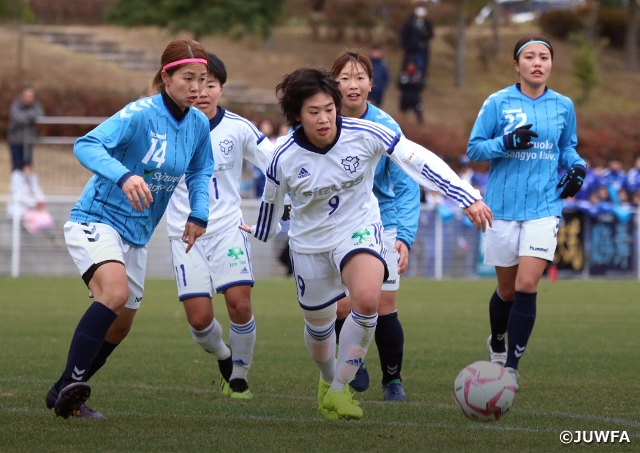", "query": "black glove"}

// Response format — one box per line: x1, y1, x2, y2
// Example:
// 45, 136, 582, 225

281, 204, 291, 221
557, 166, 586, 199
503, 124, 539, 150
